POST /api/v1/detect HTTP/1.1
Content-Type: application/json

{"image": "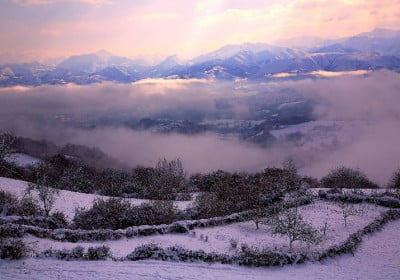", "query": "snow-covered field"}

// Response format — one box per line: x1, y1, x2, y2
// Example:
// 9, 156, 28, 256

0, 177, 193, 219
2, 219, 400, 280
24, 201, 385, 258
1, 176, 399, 279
